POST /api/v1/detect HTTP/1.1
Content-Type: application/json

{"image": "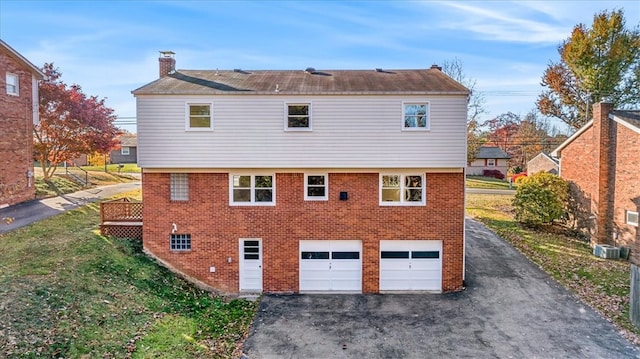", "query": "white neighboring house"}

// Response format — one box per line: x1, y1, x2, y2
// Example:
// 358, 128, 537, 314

467, 146, 510, 177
